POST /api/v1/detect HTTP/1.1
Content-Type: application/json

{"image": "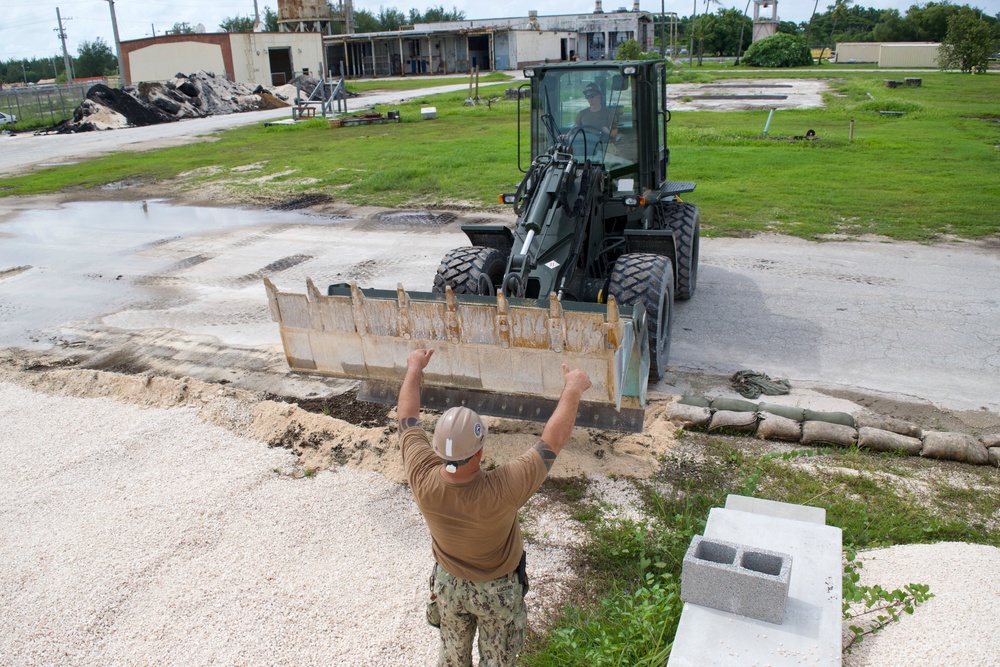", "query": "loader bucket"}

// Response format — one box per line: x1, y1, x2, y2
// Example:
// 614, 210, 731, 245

264, 278, 650, 432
